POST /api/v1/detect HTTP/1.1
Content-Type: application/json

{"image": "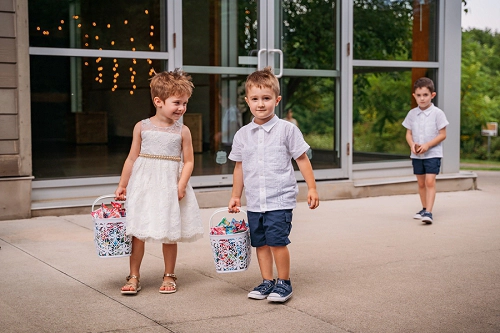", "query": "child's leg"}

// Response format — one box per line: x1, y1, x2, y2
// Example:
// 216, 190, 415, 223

122, 236, 145, 292
424, 173, 437, 212
270, 245, 290, 280
160, 243, 177, 292
416, 174, 427, 209
256, 245, 274, 280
